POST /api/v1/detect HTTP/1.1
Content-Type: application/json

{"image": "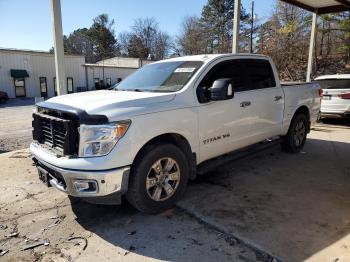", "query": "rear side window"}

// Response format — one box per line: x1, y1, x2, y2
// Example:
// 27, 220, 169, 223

245, 59, 276, 90
315, 79, 350, 89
